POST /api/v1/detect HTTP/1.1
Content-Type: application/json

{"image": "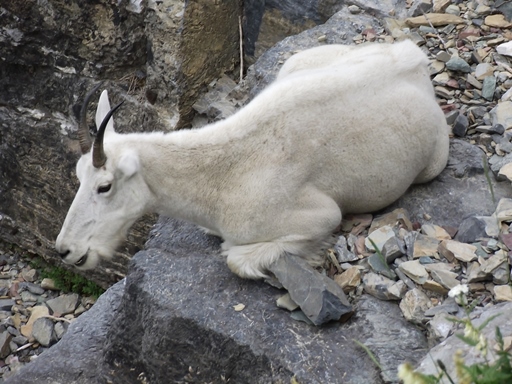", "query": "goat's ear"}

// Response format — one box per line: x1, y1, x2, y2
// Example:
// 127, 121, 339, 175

117, 152, 140, 179
95, 90, 116, 135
